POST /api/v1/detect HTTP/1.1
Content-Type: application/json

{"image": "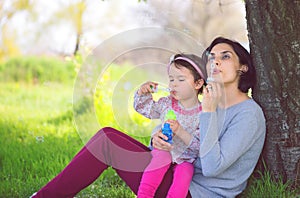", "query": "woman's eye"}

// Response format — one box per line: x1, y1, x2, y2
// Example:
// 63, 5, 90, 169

222, 54, 231, 60
169, 79, 174, 82
179, 79, 185, 82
